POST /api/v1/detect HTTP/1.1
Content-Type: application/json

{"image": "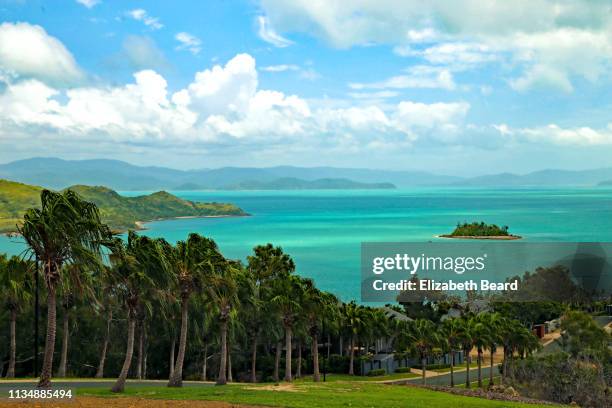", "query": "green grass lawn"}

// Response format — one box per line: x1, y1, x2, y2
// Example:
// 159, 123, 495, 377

79, 381, 555, 408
